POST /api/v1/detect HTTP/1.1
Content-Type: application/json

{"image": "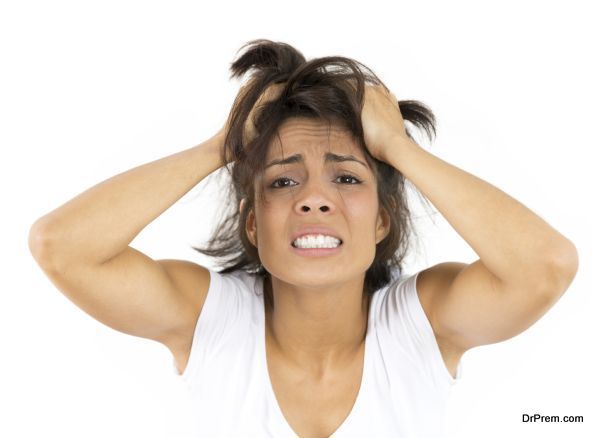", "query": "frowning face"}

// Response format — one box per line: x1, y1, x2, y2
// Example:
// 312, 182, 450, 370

244, 117, 390, 289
